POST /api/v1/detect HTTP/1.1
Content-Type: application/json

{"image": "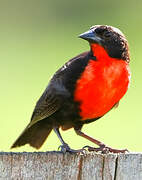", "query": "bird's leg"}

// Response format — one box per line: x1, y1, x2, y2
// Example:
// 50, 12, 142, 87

54, 128, 85, 153
75, 129, 128, 153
